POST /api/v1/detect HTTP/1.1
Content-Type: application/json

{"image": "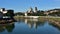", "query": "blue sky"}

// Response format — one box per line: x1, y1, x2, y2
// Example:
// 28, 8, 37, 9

0, 0, 60, 12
